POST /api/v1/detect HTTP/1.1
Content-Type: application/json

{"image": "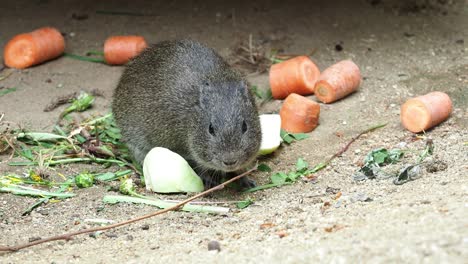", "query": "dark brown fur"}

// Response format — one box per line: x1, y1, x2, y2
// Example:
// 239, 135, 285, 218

112, 39, 262, 188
